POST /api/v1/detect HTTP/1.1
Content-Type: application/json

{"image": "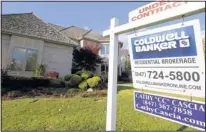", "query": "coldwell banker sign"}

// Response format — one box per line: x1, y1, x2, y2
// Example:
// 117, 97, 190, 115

128, 20, 205, 98
134, 92, 205, 130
